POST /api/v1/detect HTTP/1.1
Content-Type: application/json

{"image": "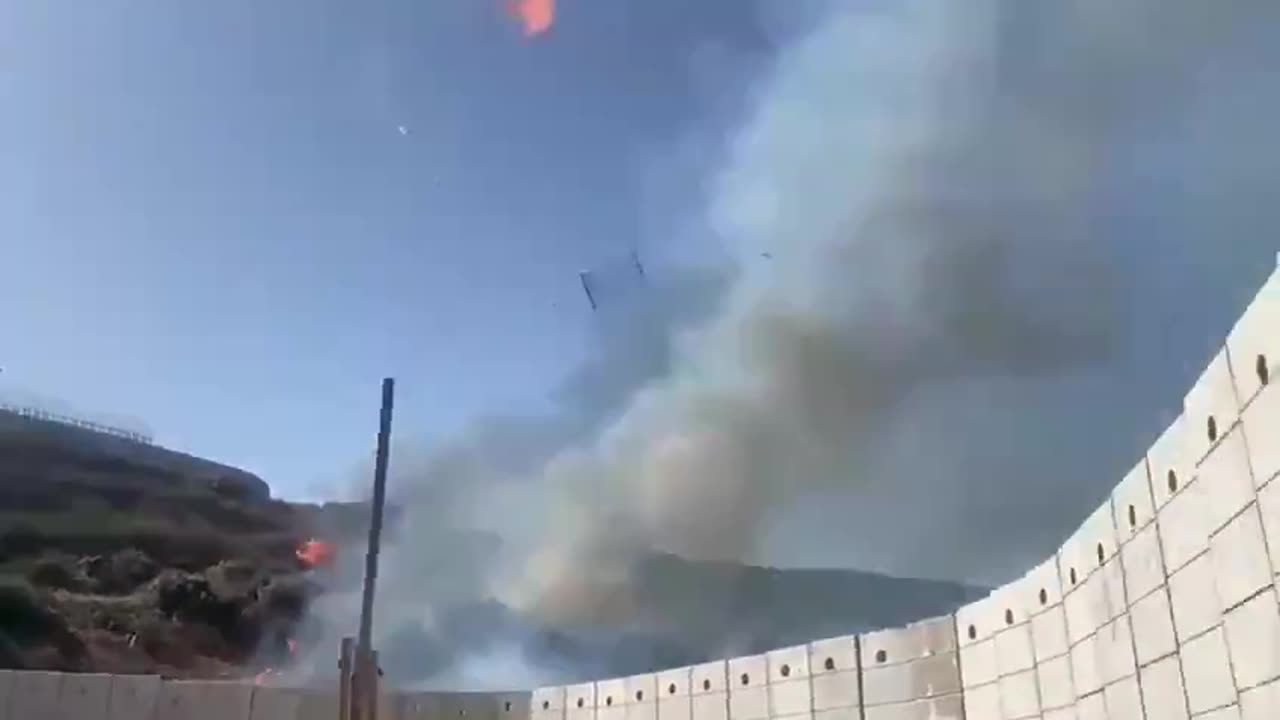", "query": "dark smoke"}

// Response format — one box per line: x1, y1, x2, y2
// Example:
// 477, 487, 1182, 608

307, 0, 1280, 689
